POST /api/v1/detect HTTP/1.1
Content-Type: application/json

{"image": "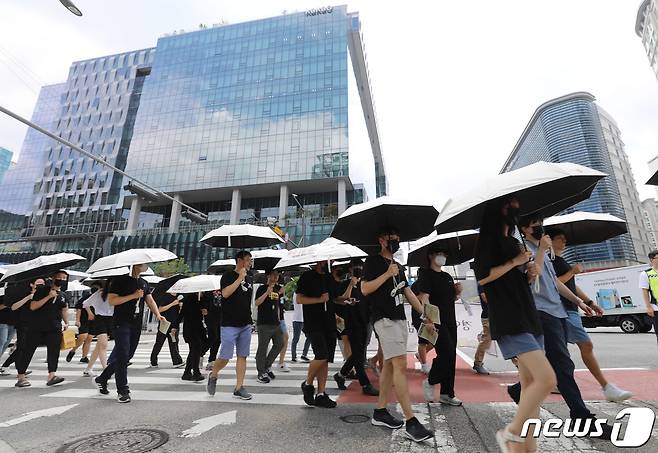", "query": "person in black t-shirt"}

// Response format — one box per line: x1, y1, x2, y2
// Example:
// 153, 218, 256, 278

149, 292, 184, 368
549, 229, 631, 402
362, 228, 435, 443
201, 290, 222, 371
95, 264, 163, 403
415, 249, 463, 406
1, 281, 38, 377
472, 284, 492, 375
474, 197, 554, 453
296, 262, 337, 408
179, 292, 209, 381
0, 292, 17, 374
65, 290, 94, 364
254, 270, 285, 383
17, 272, 70, 388
207, 250, 254, 400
